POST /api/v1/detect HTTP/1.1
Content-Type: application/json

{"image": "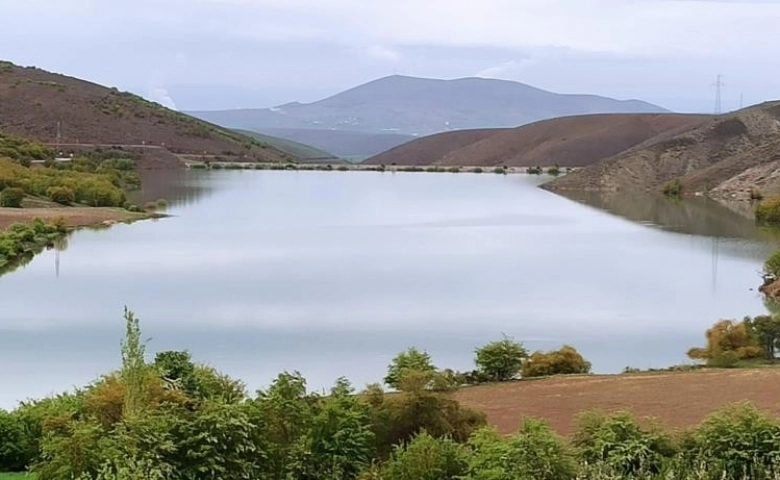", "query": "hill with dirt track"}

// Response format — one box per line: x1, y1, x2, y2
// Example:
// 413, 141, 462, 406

543, 102, 780, 199
366, 114, 709, 167
0, 61, 294, 168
